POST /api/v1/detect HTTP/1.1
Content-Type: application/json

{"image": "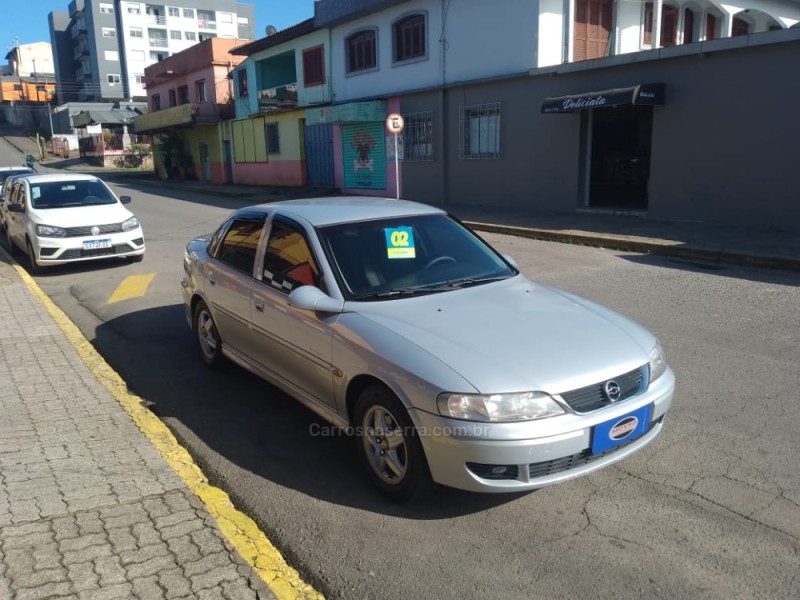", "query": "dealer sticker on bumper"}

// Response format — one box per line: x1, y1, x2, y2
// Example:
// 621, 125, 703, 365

592, 403, 652, 454
83, 239, 111, 250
